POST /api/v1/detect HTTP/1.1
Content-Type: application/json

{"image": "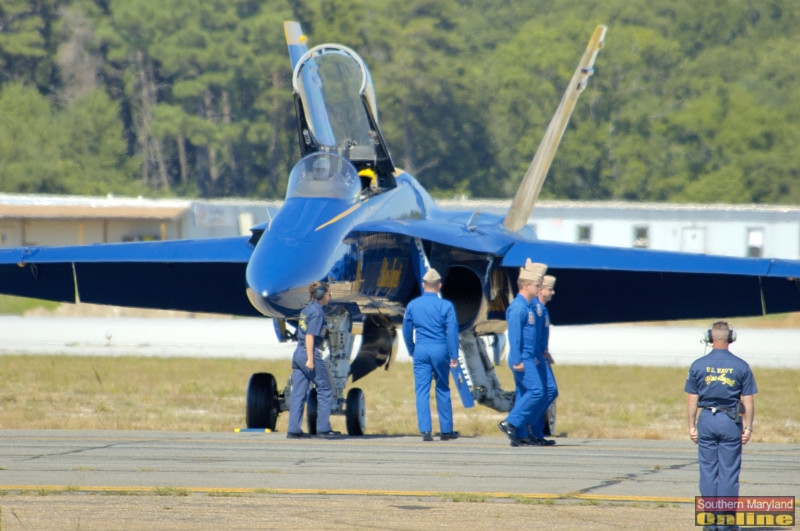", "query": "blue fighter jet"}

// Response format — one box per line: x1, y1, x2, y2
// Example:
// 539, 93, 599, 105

2, 23, 800, 435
